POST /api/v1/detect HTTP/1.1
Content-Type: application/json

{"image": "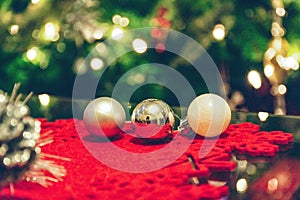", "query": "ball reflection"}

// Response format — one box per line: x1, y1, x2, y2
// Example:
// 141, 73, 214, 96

131, 99, 174, 138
